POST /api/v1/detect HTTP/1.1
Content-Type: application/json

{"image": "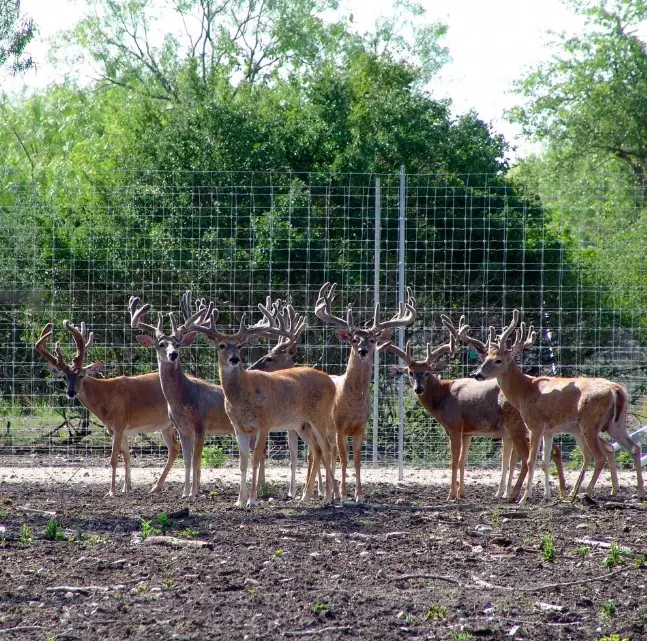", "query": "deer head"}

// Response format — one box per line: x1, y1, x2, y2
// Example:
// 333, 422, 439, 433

129, 292, 202, 365
379, 316, 458, 394
470, 309, 537, 381
35, 321, 100, 398
315, 283, 417, 361
182, 294, 290, 371
248, 296, 306, 372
